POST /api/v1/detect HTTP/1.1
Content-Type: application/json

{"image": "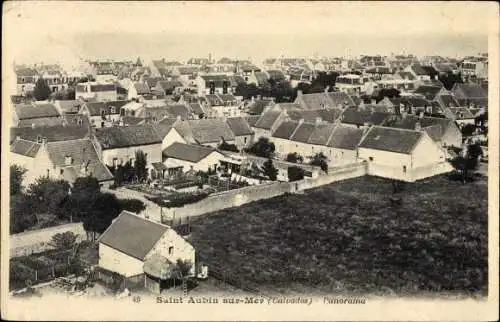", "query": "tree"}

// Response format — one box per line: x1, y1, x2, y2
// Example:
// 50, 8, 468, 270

235, 83, 260, 100
218, 140, 239, 152
10, 165, 27, 195
375, 88, 401, 103
10, 194, 38, 233
466, 142, 483, 170
261, 158, 278, 181
33, 78, 52, 101
26, 177, 71, 215
285, 152, 303, 163
134, 150, 148, 182
245, 137, 275, 158
439, 71, 462, 91
310, 152, 329, 172
118, 198, 146, 213
287, 166, 305, 182
461, 124, 477, 137
49, 231, 78, 250
171, 259, 193, 293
